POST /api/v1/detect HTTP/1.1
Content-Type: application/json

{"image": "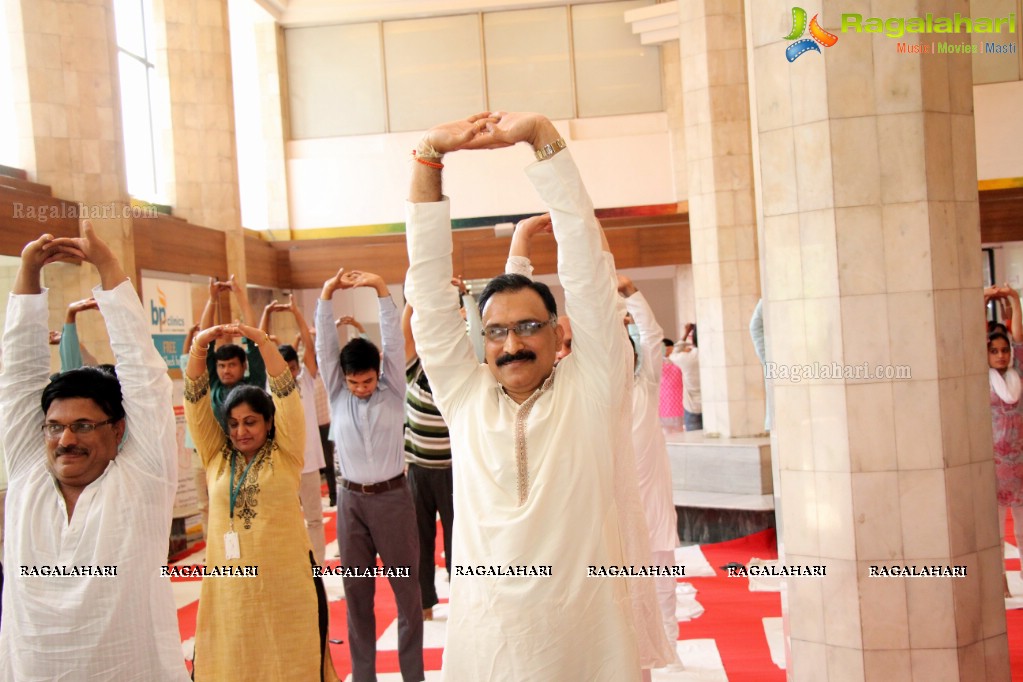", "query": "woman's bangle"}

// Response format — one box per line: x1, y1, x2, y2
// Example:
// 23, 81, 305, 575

190, 347, 208, 359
